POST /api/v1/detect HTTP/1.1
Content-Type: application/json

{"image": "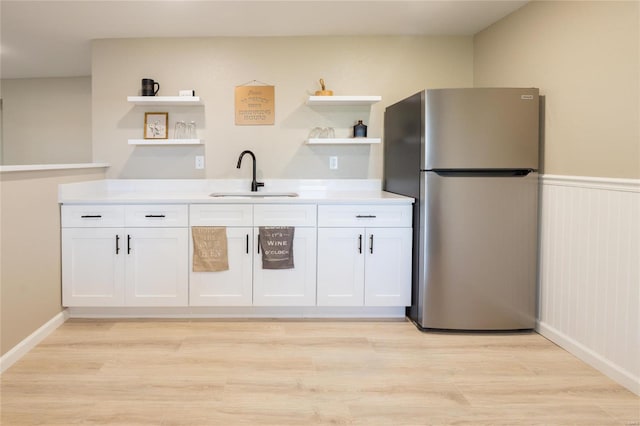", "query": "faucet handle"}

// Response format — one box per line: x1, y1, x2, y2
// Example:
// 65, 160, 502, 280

251, 181, 265, 192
